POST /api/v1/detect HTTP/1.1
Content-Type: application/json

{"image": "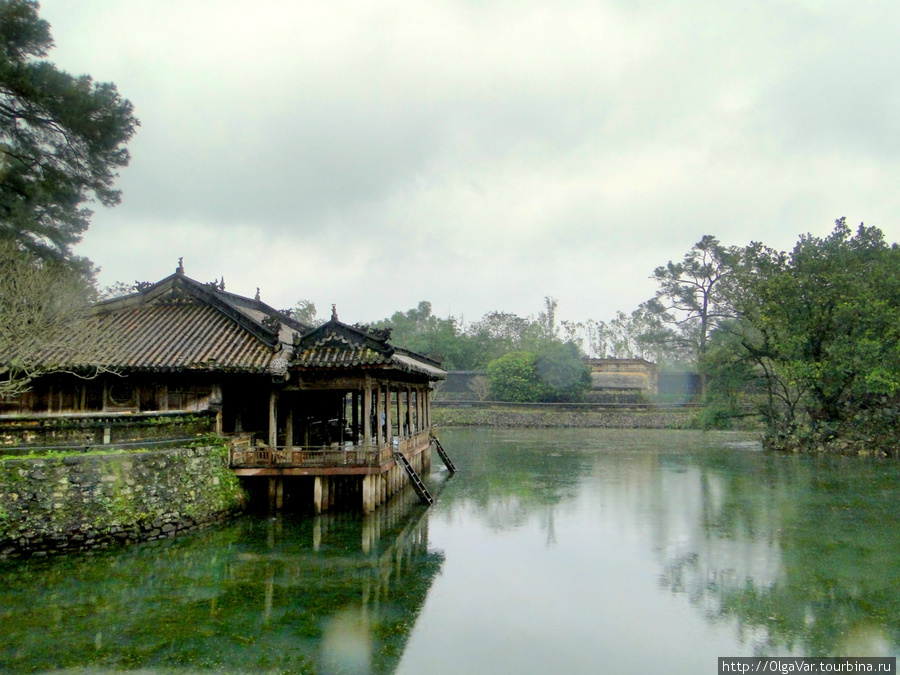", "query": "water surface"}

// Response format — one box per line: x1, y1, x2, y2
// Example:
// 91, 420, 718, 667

2, 428, 899, 674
